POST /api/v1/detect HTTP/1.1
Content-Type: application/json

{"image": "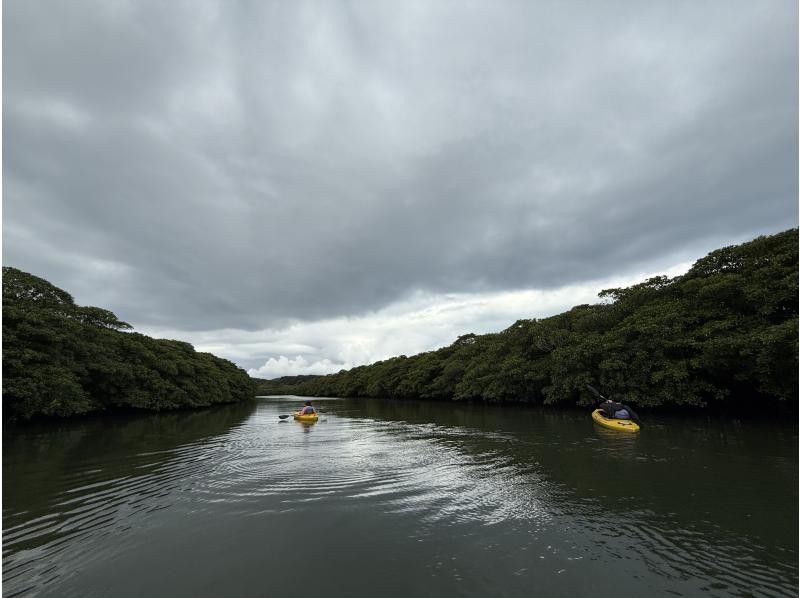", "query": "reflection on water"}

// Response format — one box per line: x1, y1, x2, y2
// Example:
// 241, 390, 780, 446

3, 397, 797, 598
3, 402, 255, 595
